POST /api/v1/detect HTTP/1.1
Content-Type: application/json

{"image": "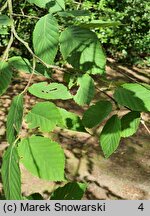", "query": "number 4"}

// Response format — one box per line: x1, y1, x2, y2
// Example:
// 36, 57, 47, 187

138, 203, 144, 211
